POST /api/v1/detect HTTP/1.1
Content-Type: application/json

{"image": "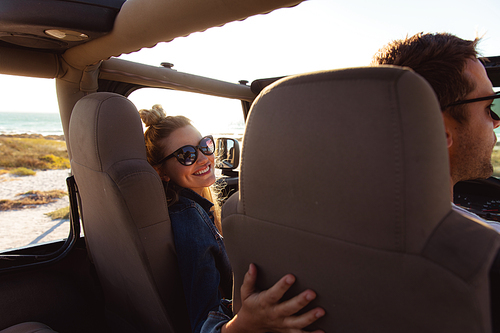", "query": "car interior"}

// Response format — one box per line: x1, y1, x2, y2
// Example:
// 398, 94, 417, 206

2, 0, 500, 332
